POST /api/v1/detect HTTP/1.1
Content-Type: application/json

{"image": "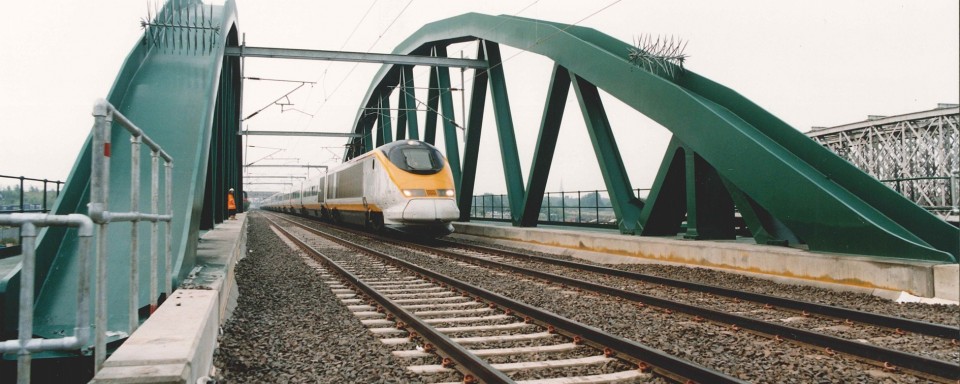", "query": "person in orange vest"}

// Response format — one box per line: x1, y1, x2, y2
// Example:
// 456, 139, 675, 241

227, 188, 237, 220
